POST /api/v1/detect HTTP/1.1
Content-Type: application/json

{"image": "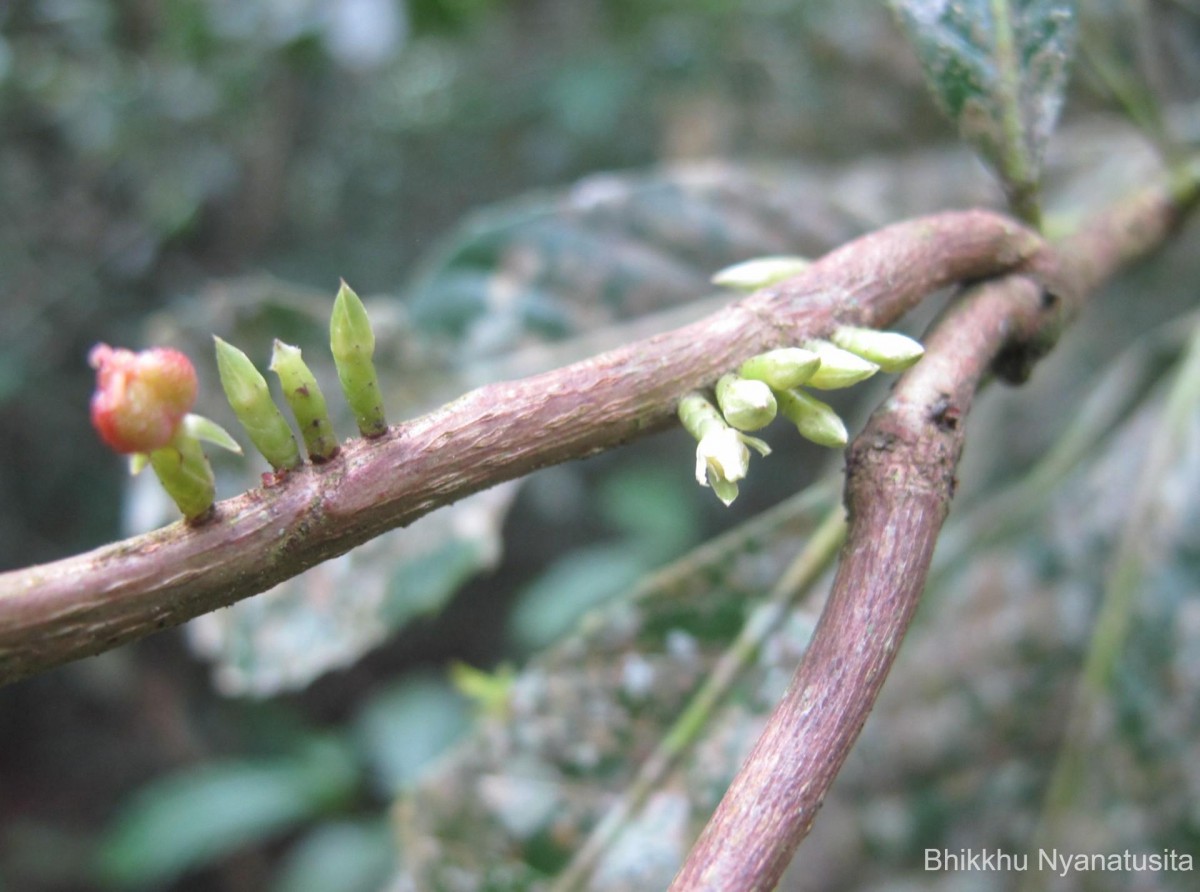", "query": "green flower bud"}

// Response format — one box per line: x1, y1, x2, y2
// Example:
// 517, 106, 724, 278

738, 347, 822, 390
147, 427, 216, 522
269, 340, 339, 462
830, 325, 925, 373
330, 280, 387, 438
679, 392, 770, 506
712, 256, 811, 291
214, 336, 301, 471
716, 374, 776, 431
777, 388, 848, 448
802, 340, 879, 389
